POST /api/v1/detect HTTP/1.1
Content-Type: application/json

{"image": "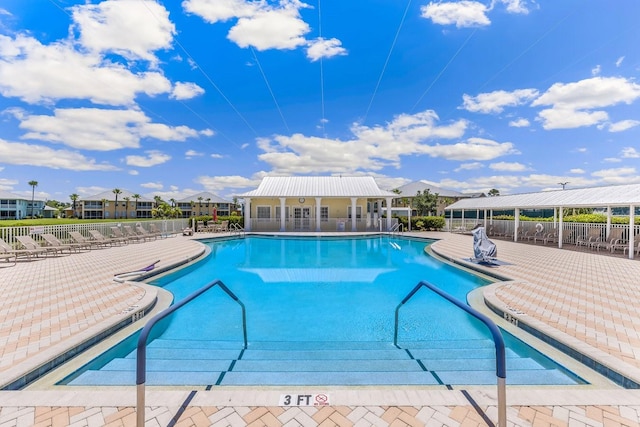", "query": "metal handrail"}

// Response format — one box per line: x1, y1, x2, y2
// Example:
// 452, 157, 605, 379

394, 281, 506, 427
230, 222, 245, 236
389, 223, 404, 235
136, 279, 247, 426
